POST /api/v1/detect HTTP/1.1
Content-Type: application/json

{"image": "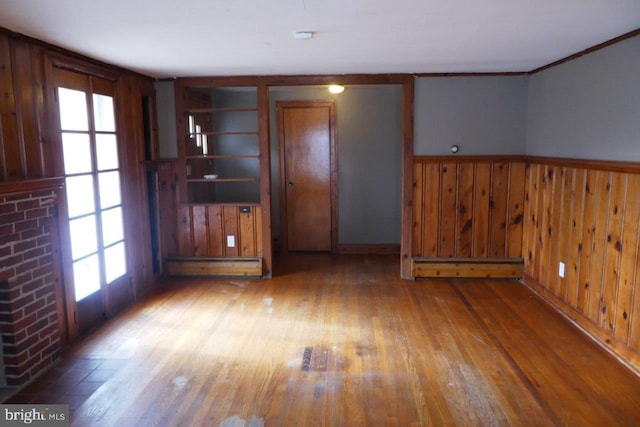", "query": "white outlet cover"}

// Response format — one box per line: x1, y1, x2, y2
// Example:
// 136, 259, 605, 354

227, 235, 235, 247
558, 262, 565, 278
